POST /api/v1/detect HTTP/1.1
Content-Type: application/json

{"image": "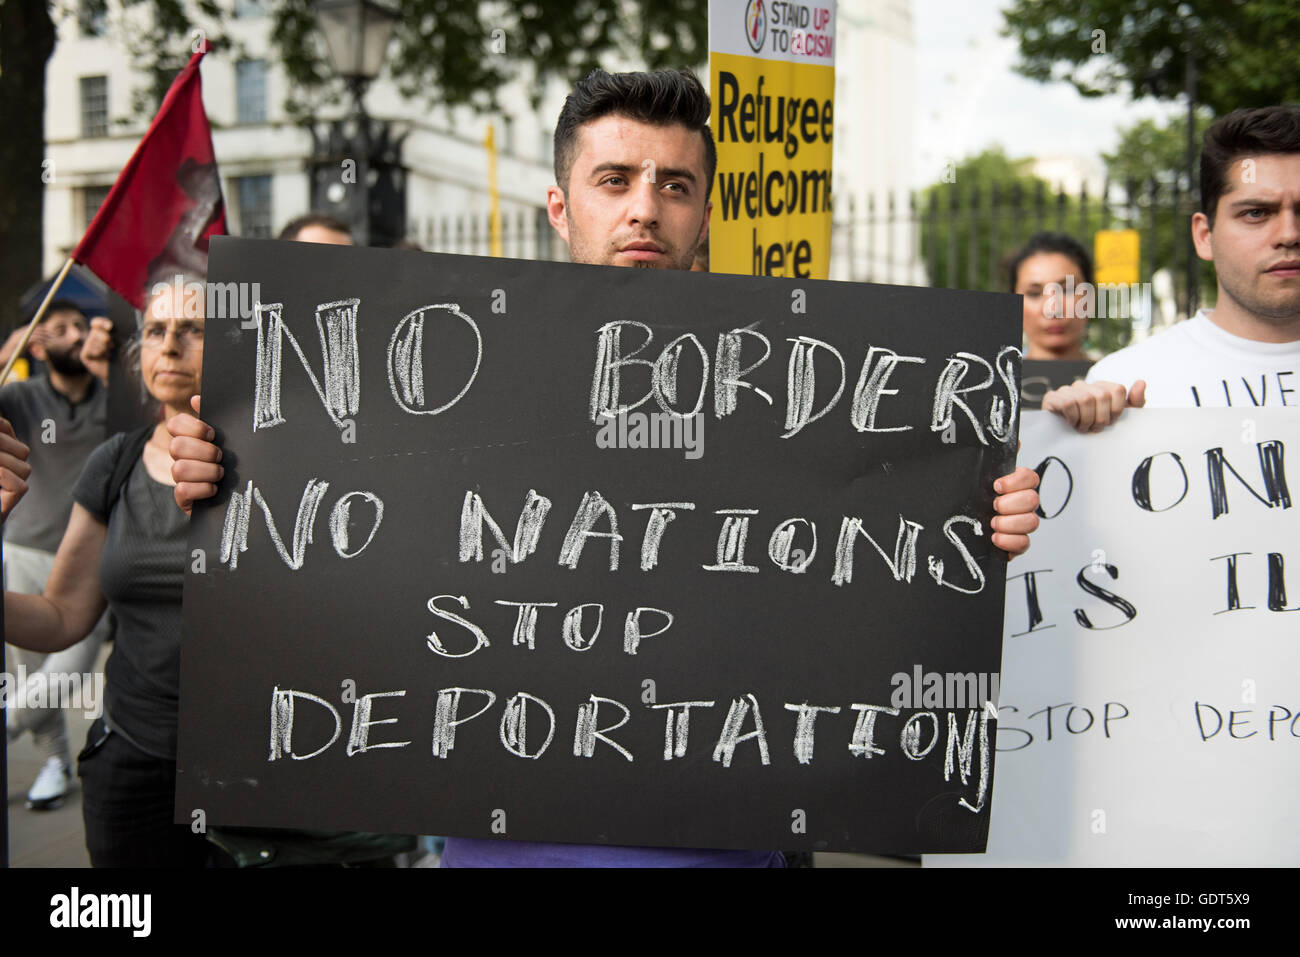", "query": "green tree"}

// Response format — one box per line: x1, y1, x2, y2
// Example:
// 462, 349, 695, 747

0, 0, 708, 331
919, 149, 1129, 356
1000, 0, 1300, 114
1102, 113, 1217, 305
271, 0, 707, 119
920, 149, 1051, 293
999, 0, 1300, 321
1101, 114, 1213, 189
